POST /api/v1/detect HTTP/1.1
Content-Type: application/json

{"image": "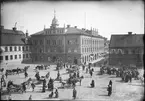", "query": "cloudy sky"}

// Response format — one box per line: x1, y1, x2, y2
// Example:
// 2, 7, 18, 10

1, 0, 144, 39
